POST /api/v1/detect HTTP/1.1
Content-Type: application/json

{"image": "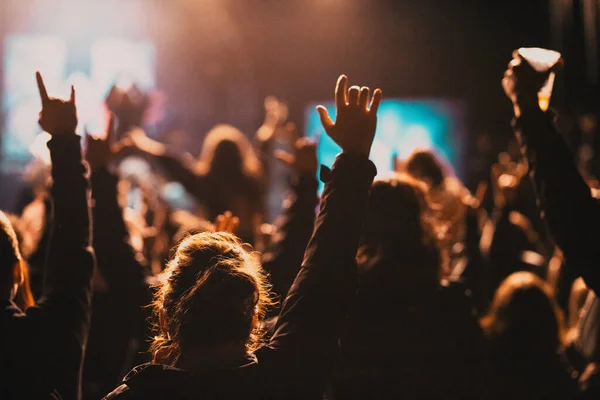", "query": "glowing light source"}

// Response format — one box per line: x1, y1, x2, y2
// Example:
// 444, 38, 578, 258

517, 47, 561, 112
306, 99, 463, 192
